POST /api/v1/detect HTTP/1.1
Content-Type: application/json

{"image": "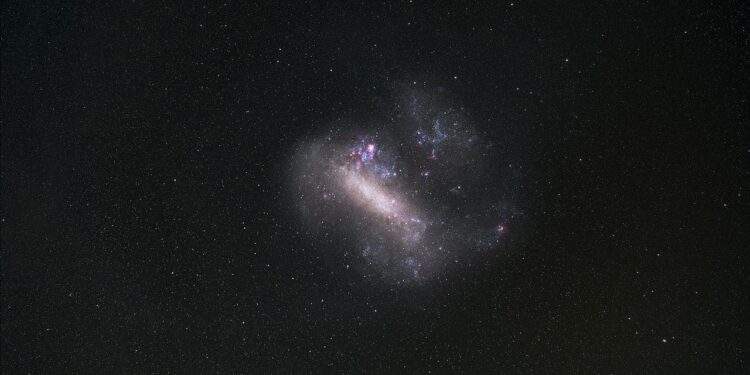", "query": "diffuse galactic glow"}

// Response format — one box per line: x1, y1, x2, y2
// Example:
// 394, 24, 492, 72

291, 89, 524, 283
